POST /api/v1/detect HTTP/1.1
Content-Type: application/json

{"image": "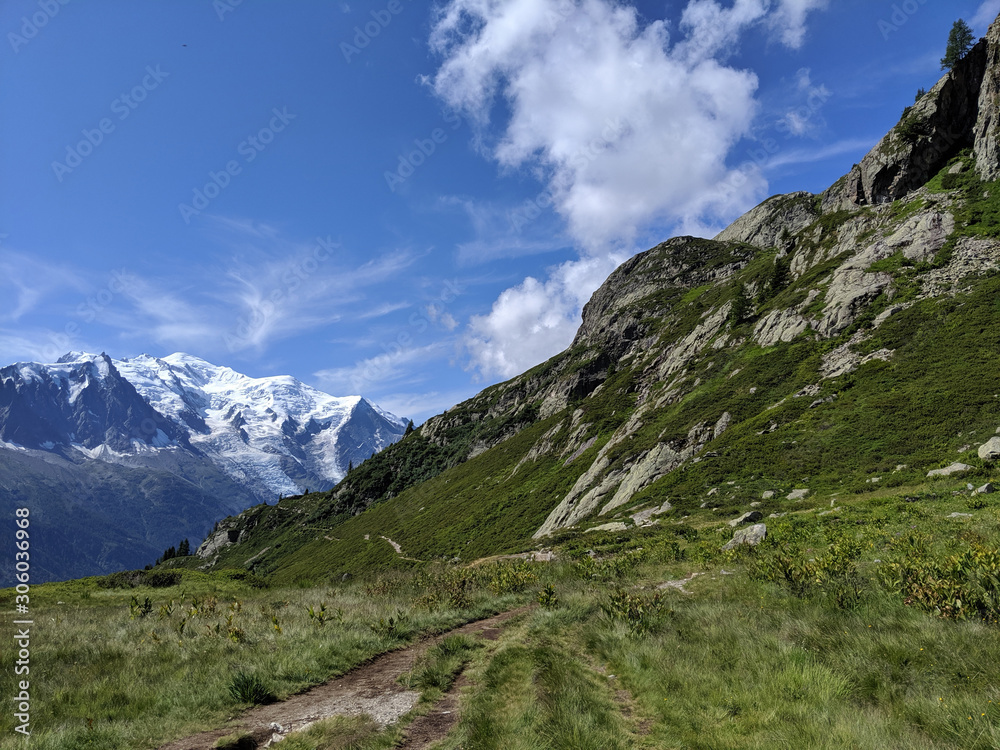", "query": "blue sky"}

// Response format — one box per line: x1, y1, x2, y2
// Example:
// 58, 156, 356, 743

2, 0, 998, 424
